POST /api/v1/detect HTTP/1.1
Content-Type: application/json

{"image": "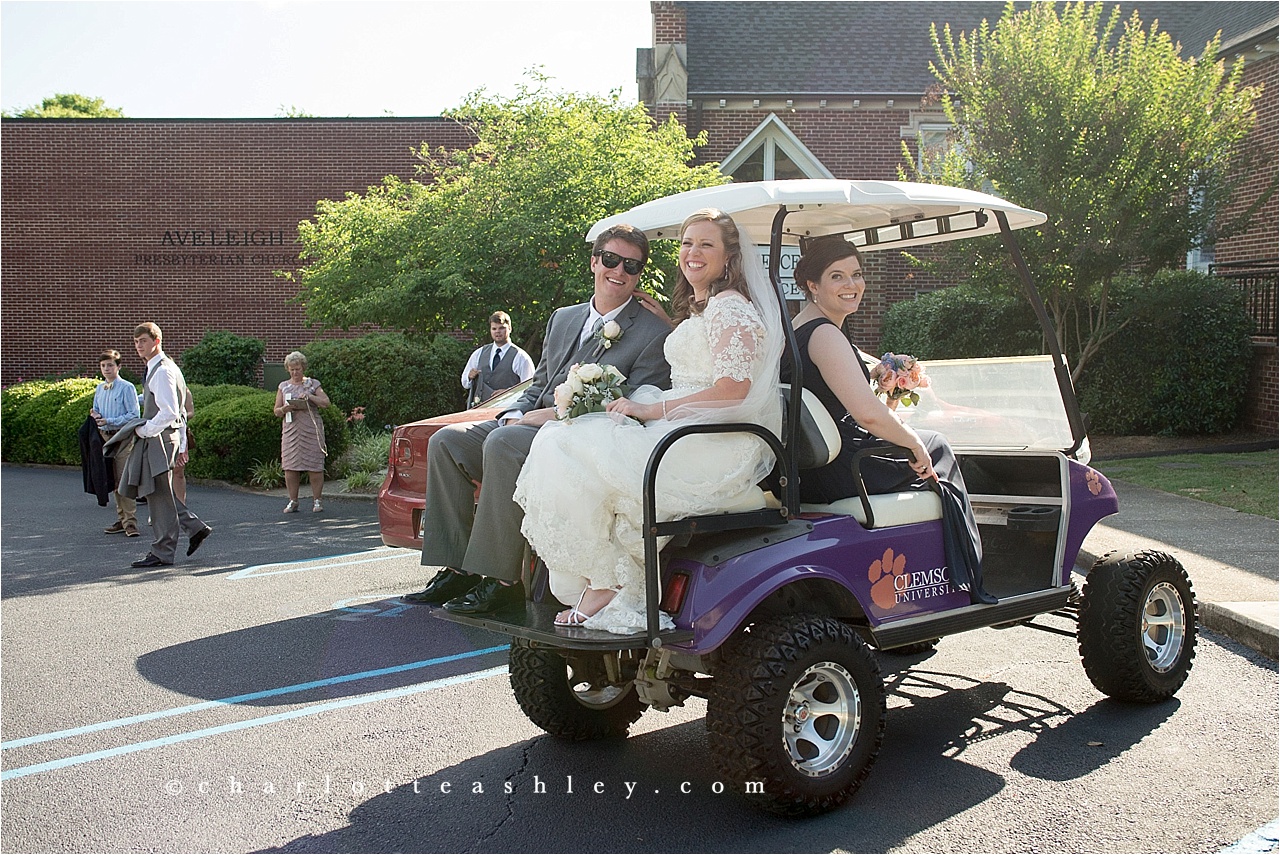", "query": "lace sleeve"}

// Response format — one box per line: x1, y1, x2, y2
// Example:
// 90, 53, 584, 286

704, 292, 767, 383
